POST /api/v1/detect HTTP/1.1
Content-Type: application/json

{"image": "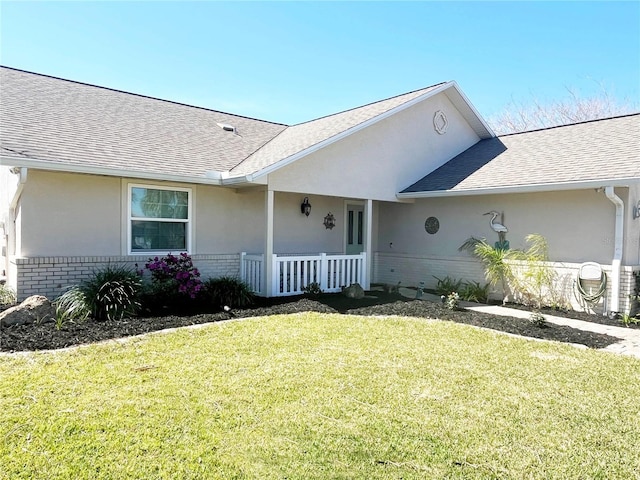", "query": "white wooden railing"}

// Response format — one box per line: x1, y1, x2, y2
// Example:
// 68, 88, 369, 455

240, 252, 366, 297
240, 253, 264, 294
